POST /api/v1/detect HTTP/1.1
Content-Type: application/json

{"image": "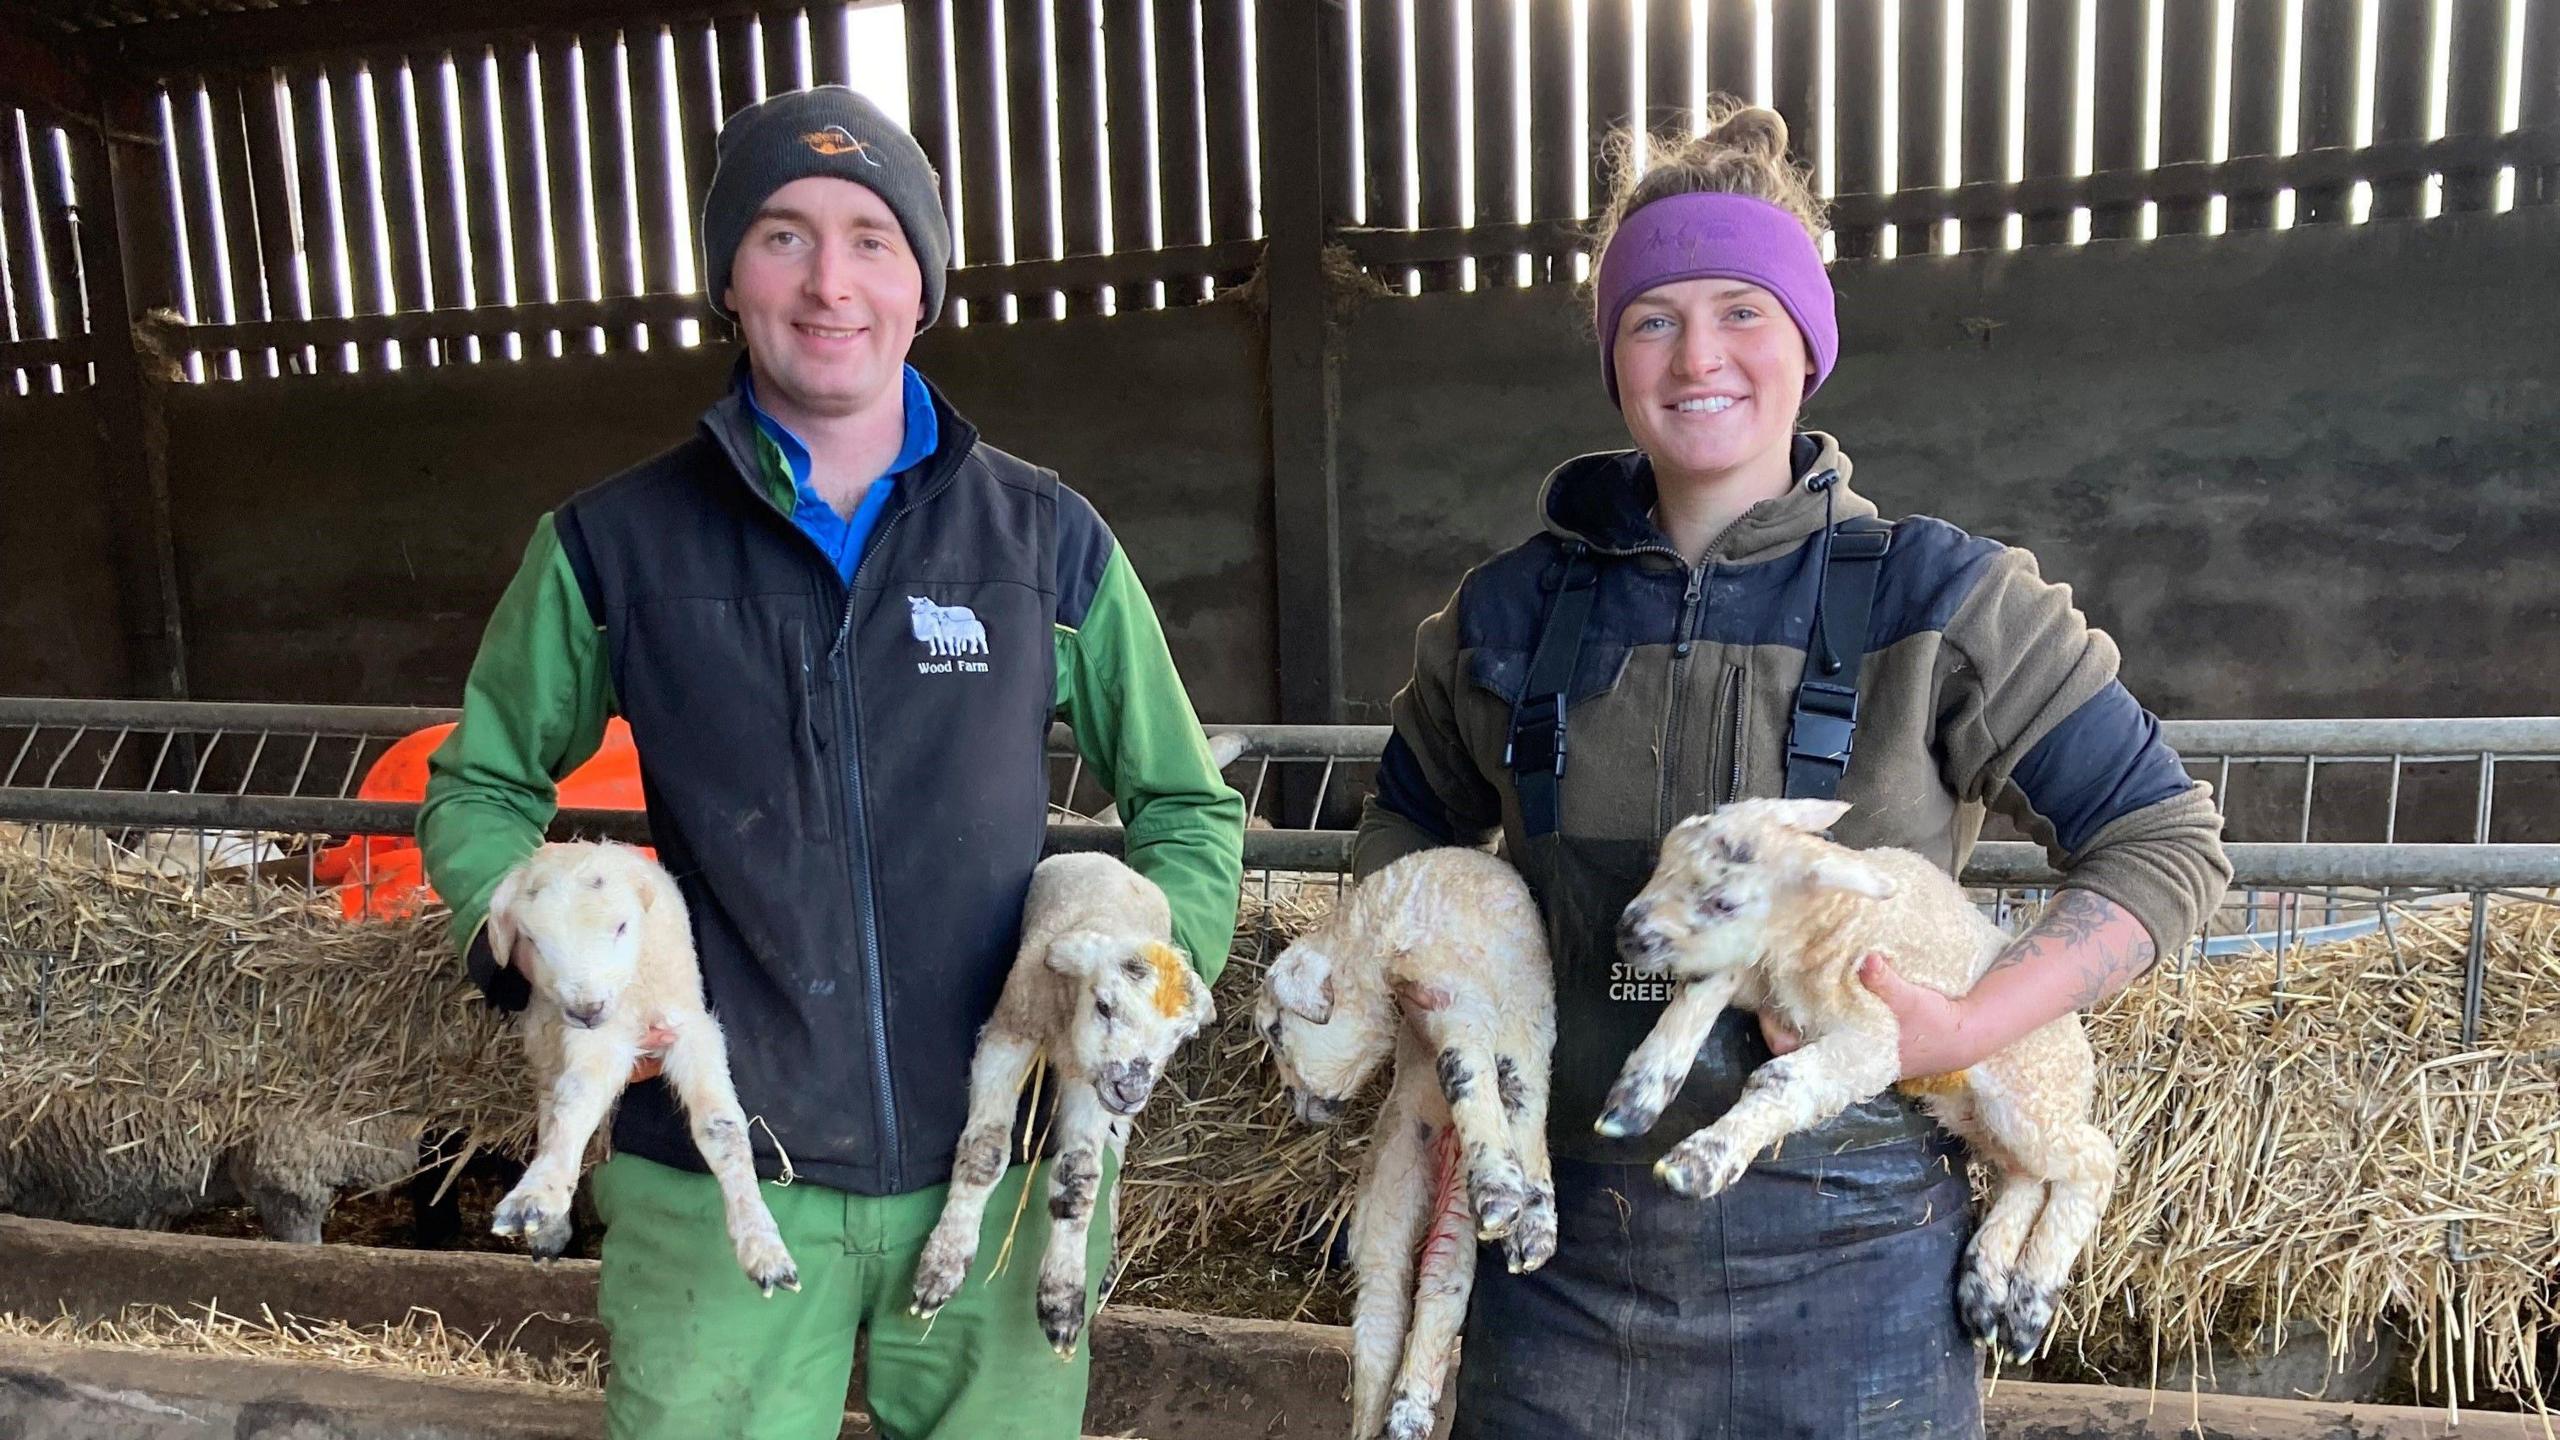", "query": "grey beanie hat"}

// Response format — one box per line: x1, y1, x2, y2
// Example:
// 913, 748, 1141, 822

699, 86, 951, 328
